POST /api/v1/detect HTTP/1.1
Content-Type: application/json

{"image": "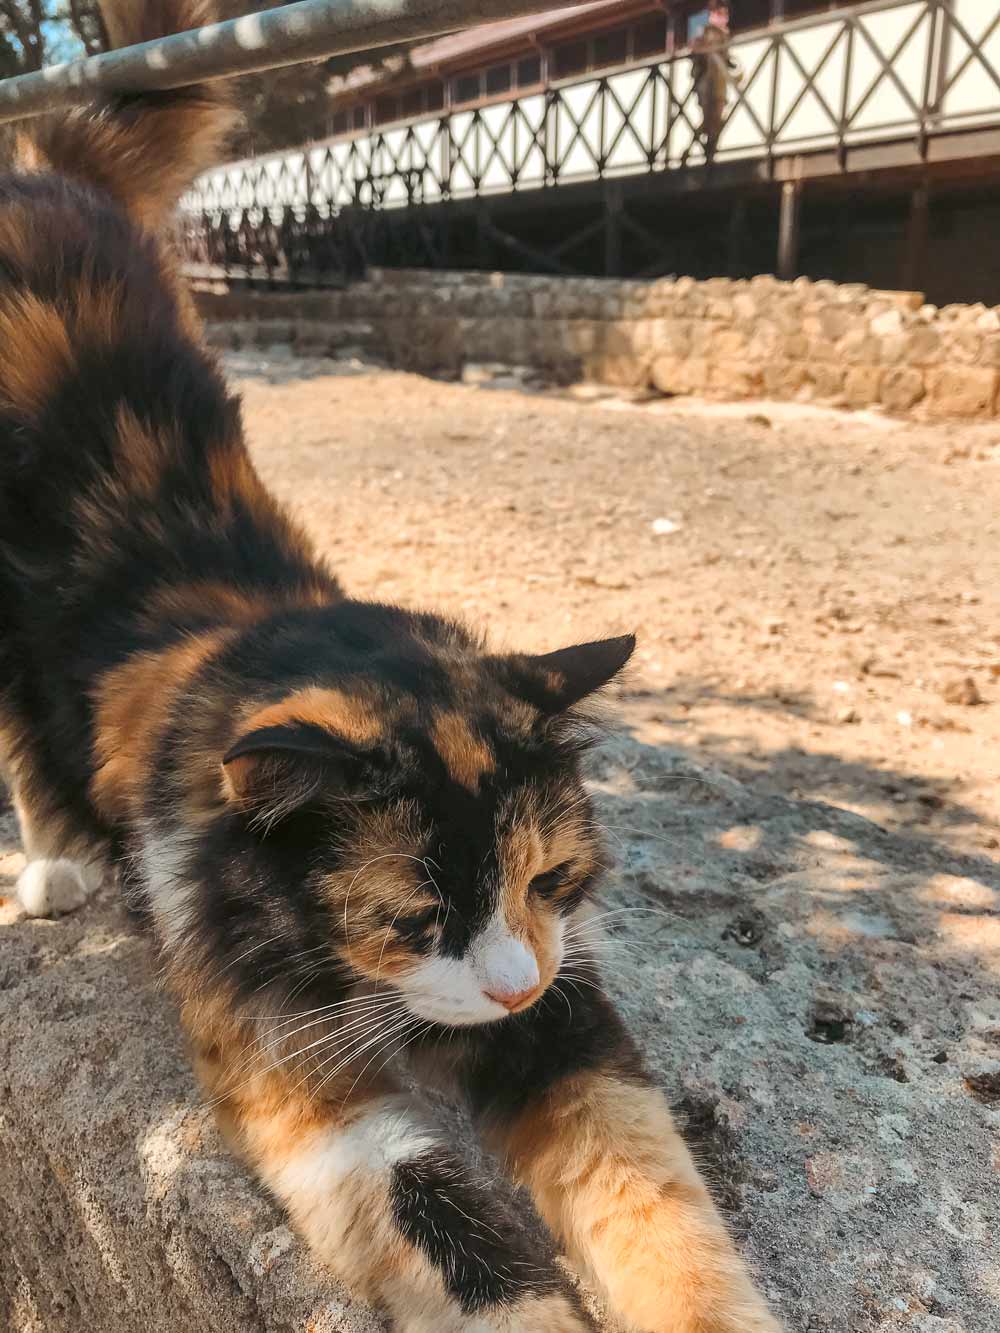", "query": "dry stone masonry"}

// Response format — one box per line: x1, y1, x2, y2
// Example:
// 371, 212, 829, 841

197, 269, 1000, 420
